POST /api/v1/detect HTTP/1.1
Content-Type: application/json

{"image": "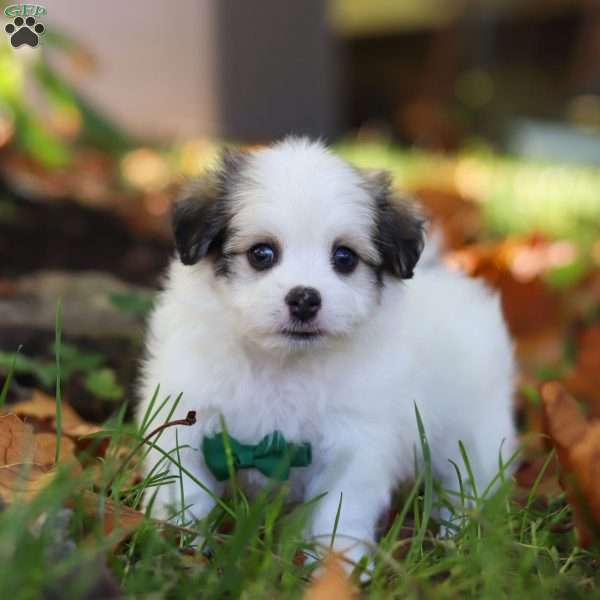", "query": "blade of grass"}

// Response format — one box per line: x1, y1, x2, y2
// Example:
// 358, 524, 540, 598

175, 429, 186, 533
480, 444, 522, 500
140, 384, 161, 433
519, 449, 556, 541
329, 492, 343, 550
126, 391, 184, 501
458, 440, 479, 502
218, 415, 249, 514
144, 393, 172, 433
106, 410, 196, 493
371, 474, 423, 584
140, 392, 182, 462
143, 438, 235, 518
407, 403, 433, 564
448, 459, 466, 511
54, 301, 63, 464
0, 345, 21, 410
